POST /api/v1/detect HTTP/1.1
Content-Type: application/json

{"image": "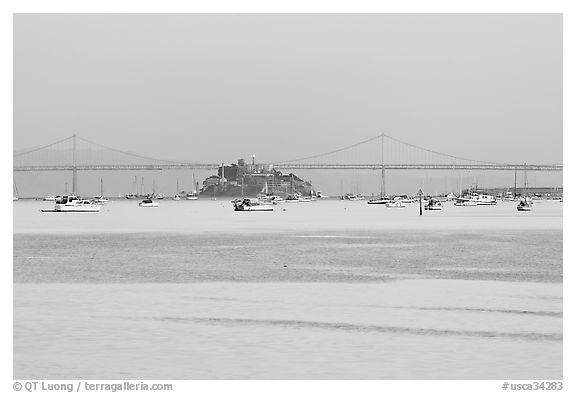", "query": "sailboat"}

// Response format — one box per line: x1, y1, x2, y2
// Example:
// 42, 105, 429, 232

125, 176, 137, 199
186, 174, 199, 200
92, 178, 109, 204
172, 179, 181, 201
517, 164, 533, 211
